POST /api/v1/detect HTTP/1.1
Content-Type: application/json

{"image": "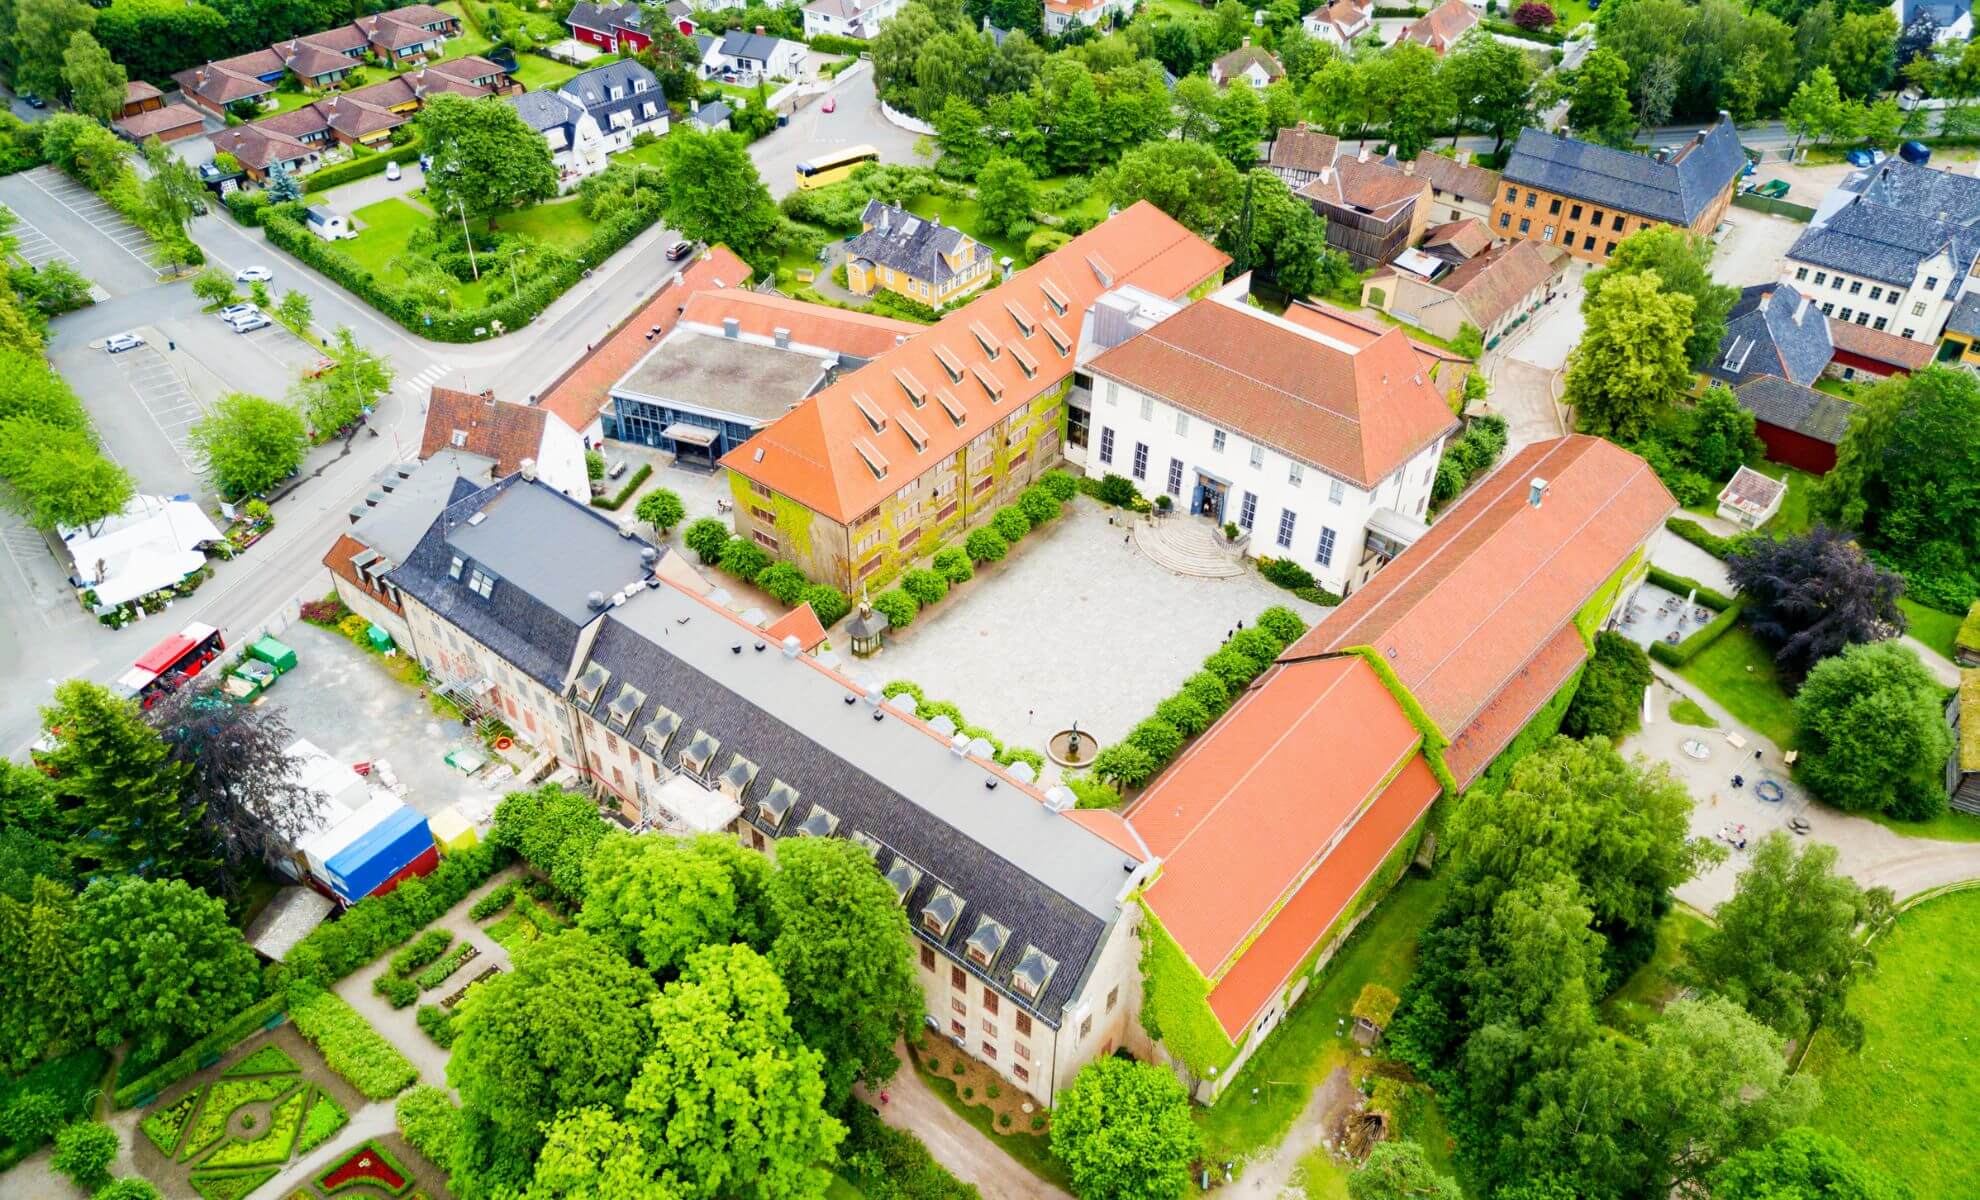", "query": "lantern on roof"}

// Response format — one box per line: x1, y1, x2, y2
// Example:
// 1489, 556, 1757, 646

847, 588, 888, 657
